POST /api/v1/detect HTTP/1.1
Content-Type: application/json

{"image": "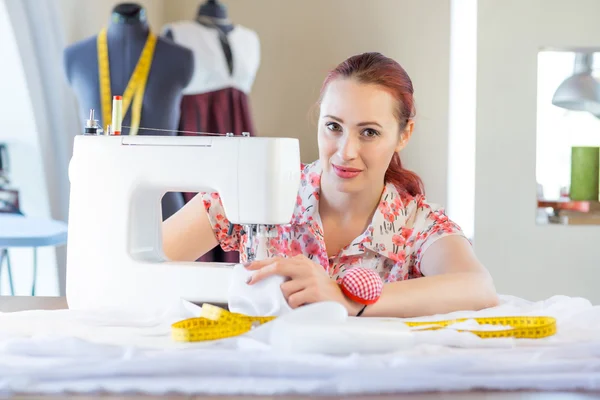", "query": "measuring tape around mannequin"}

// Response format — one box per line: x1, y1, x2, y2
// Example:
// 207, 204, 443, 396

97, 28, 157, 136
171, 303, 557, 343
